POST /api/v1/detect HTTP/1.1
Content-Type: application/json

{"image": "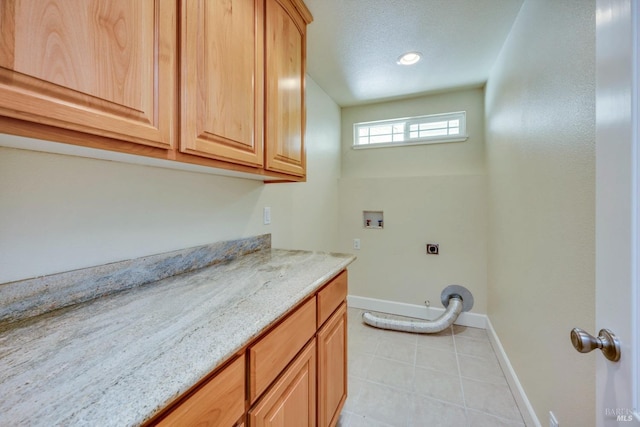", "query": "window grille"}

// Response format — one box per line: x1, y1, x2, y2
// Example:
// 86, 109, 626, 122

353, 111, 467, 149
